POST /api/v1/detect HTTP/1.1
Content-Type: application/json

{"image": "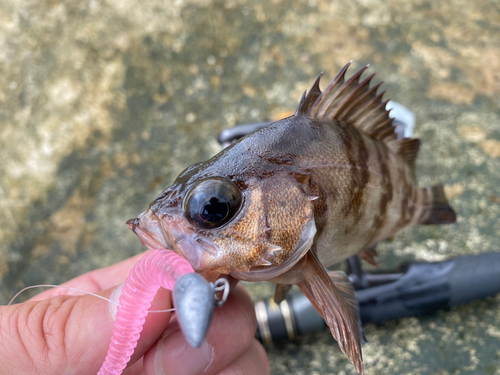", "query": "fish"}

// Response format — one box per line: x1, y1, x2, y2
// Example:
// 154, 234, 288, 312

126, 62, 457, 374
